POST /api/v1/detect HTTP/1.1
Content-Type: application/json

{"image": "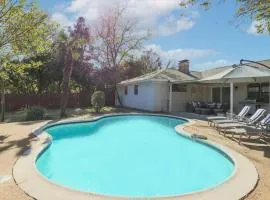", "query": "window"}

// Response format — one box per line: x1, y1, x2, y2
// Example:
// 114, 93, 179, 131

124, 86, 128, 95
247, 83, 269, 103
134, 85, 138, 95
172, 84, 187, 92
222, 87, 230, 103
261, 83, 270, 103
247, 83, 260, 100
212, 87, 221, 102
